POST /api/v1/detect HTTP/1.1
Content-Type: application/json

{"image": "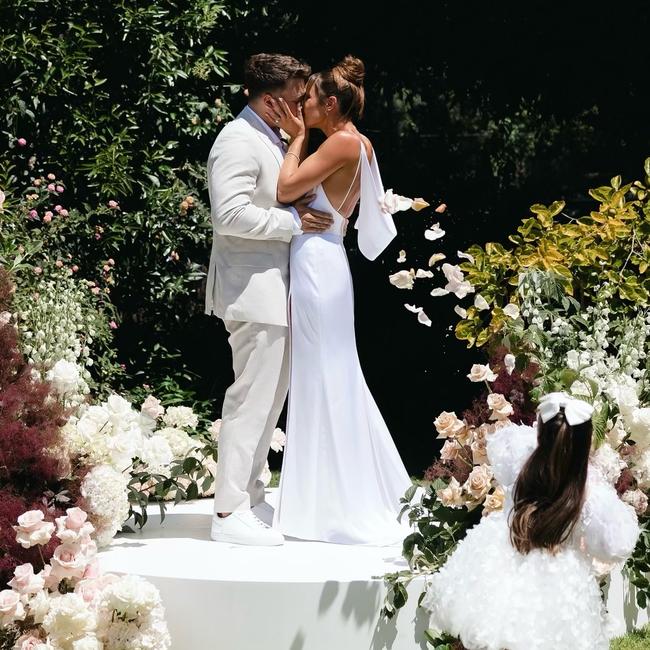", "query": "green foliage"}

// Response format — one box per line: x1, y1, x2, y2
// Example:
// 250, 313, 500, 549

626, 516, 650, 610
455, 160, 650, 348
0, 0, 237, 397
